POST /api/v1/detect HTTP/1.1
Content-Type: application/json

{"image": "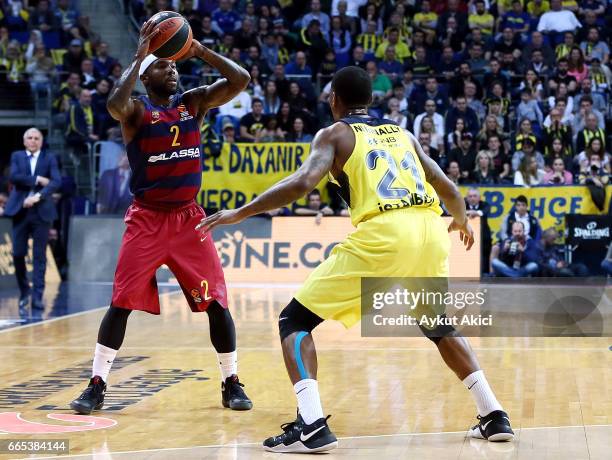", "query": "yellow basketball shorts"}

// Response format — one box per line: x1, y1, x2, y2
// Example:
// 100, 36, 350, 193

295, 208, 451, 328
